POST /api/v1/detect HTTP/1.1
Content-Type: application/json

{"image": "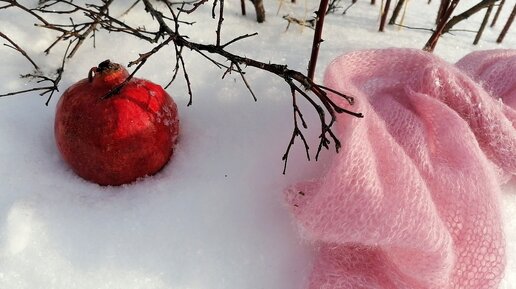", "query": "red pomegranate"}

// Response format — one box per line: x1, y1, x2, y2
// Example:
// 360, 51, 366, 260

54, 60, 179, 186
